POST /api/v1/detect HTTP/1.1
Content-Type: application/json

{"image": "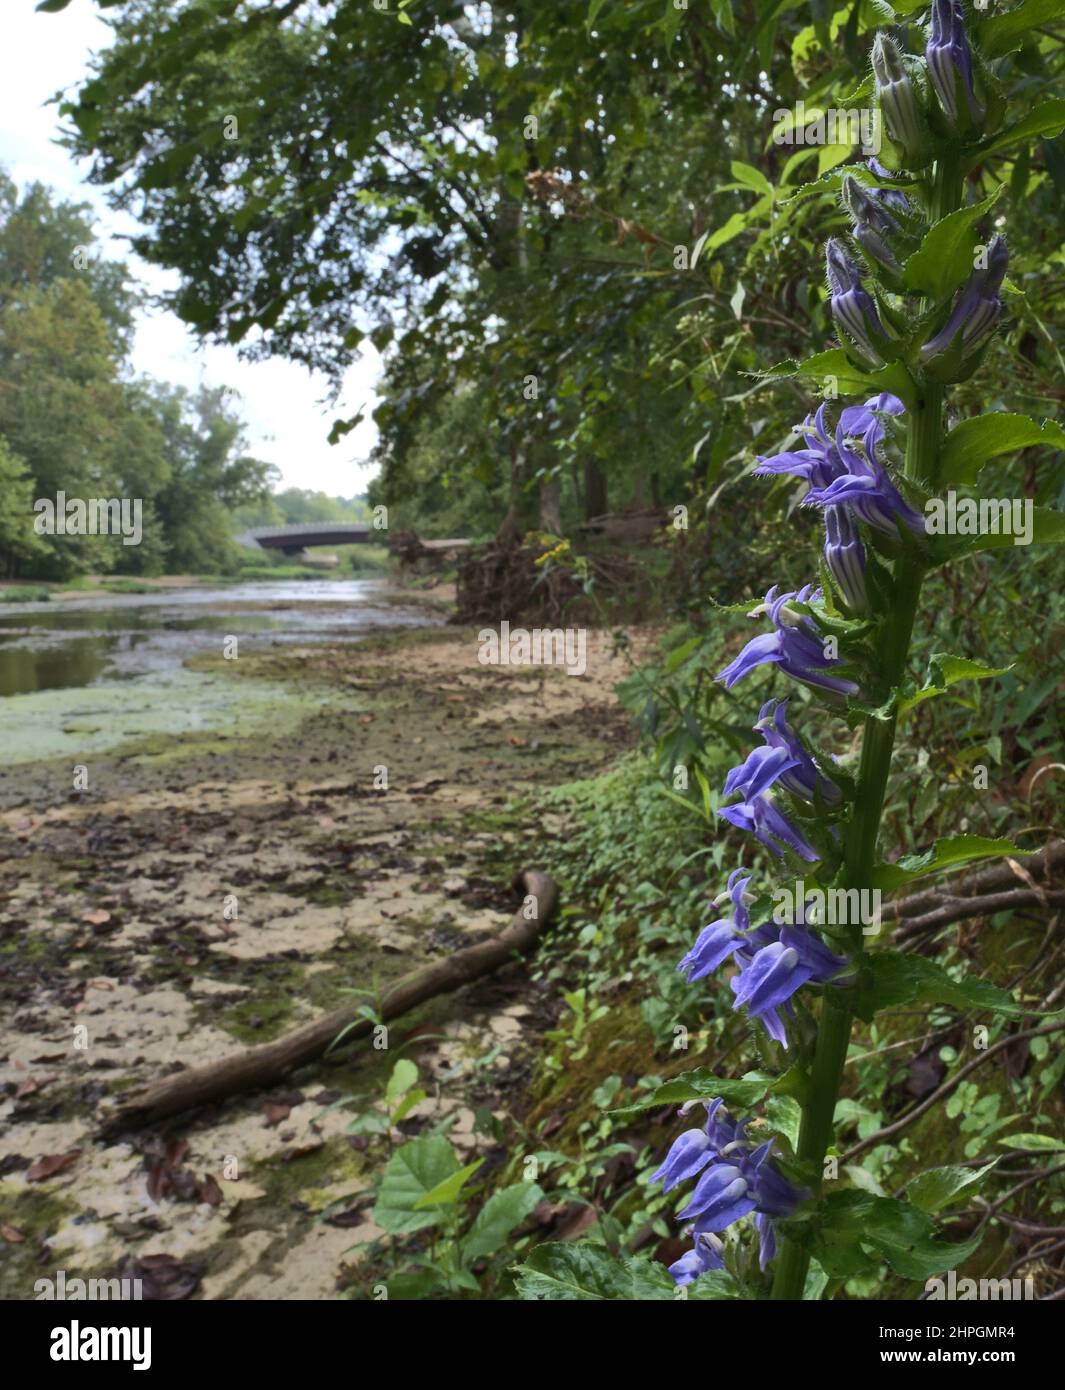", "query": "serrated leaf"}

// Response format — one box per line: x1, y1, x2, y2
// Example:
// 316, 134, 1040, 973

855, 951, 1032, 1021
938, 505, 1065, 556
762, 349, 915, 406
807, 1192, 983, 1280
939, 413, 1065, 487
902, 191, 1003, 302
908, 1162, 997, 1214
898, 653, 1011, 716
981, 0, 1065, 57
513, 1242, 742, 1300
870, 836, 1027, 891
980, 99, 1065, 158
611, 1069, 773, 1116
